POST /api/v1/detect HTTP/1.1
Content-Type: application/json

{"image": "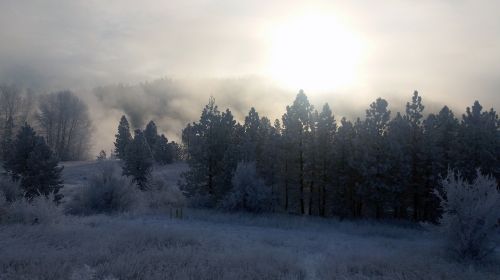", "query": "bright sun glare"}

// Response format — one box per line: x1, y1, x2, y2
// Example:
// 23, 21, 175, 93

268, 15, 364, 92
